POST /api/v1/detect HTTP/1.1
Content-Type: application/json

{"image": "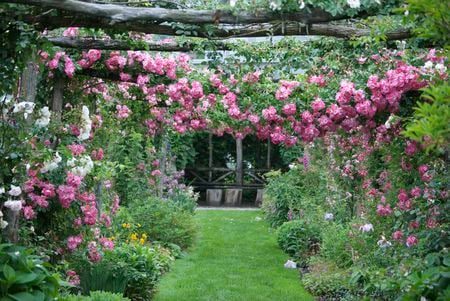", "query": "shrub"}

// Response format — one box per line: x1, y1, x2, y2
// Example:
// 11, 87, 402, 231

60, 291, 130, 301
77, 261, 128, 295
276, 220, 321, 266
168, 190, 197, 214
118, 197, 197, 249
320, 223, 353, 268
74, 242, 174, 301
302, 260, 356, 300
262, 167, 327, 228
0, 244, 63, 301
105, 242, 173, 301
351, 252, 450, 301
